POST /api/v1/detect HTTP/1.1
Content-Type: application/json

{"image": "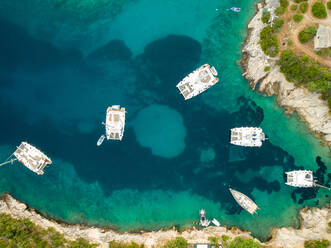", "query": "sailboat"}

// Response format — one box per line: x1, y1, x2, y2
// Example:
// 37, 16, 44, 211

0, 142, 52, 175
229, 188, 259, 214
